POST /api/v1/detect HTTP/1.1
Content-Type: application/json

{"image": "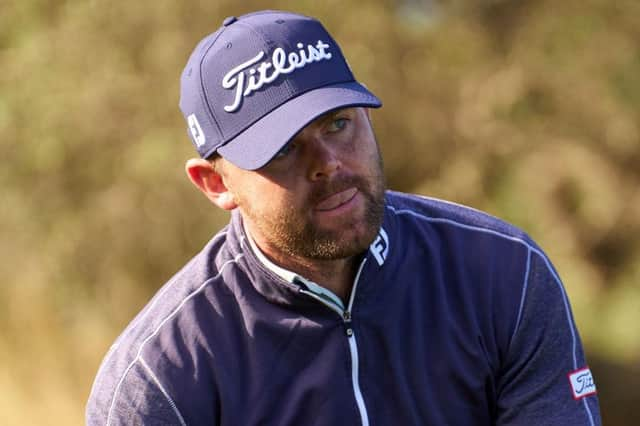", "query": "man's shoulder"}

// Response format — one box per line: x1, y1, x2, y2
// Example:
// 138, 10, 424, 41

385, 190, 533, 244
127, 225, 242, 335
86, 225, 247, 422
